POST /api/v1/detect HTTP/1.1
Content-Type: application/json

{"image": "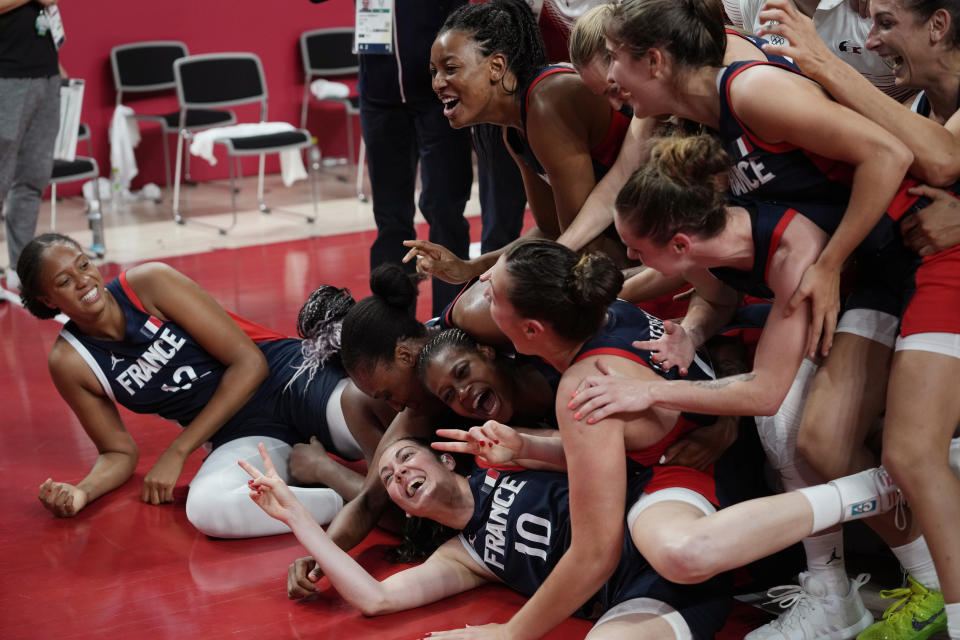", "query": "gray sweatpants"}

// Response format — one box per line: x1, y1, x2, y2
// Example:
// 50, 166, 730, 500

0, 75, 60, 270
